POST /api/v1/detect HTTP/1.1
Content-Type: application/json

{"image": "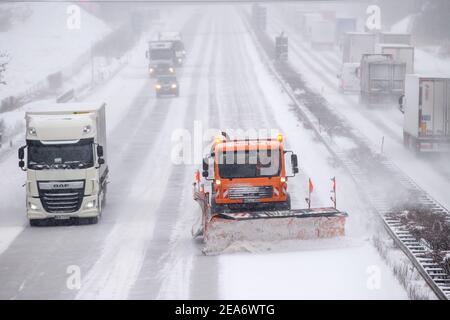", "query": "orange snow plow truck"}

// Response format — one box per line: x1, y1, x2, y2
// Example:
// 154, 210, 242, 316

192, 132, 348, 254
